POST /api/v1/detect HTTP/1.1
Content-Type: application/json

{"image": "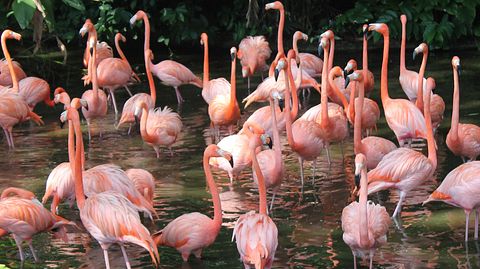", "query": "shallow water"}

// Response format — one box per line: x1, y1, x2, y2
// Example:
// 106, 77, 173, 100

1, 43, 480, 269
